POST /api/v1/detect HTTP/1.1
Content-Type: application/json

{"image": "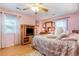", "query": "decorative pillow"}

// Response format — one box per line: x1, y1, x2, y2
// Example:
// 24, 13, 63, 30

56, 32, 68, 40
